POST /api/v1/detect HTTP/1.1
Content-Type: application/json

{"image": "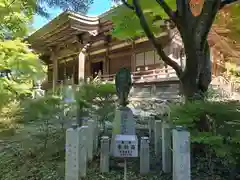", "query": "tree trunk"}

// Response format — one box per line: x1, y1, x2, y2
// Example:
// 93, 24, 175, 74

180, 42, 212, 101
